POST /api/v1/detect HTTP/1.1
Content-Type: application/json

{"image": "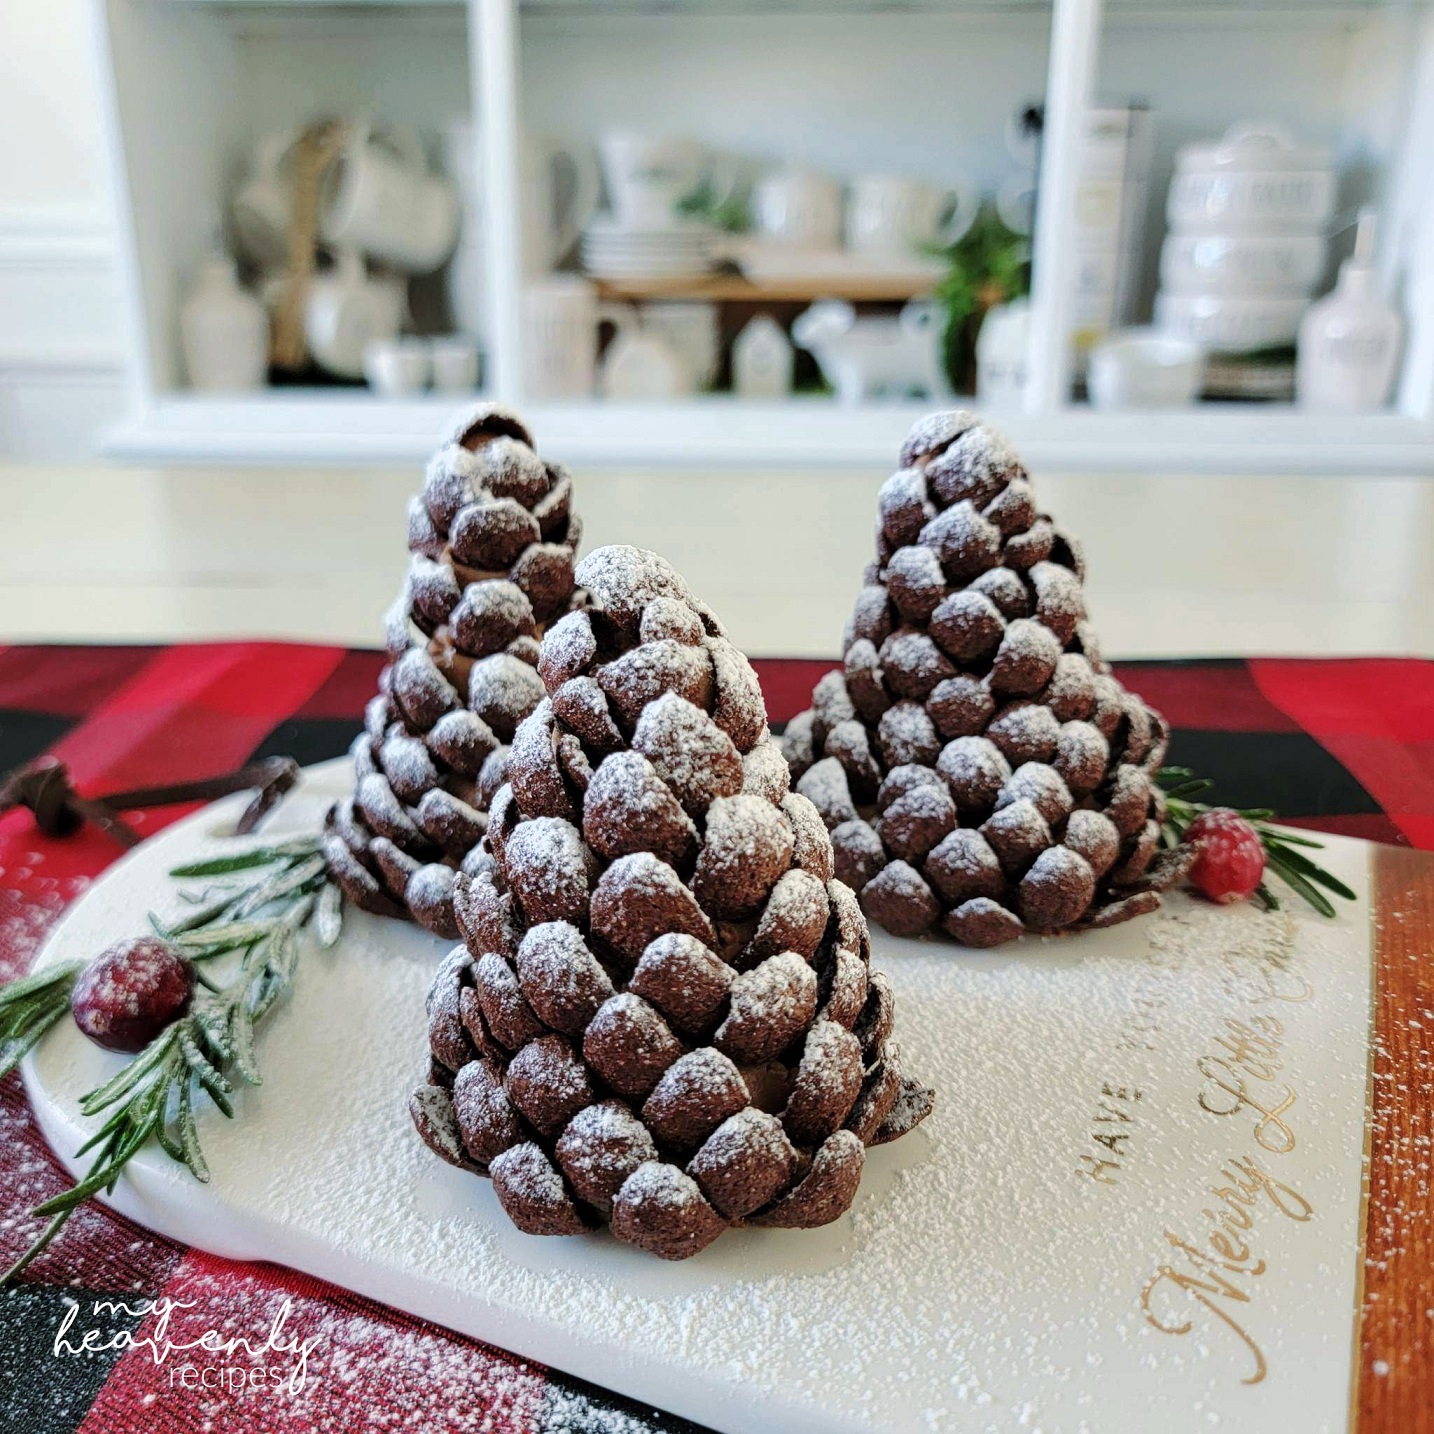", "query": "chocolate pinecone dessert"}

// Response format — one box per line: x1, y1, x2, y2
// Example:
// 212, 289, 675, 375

411, 545, 934, 1259
324, 404, 584, 937
783, 410, 1189, 947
